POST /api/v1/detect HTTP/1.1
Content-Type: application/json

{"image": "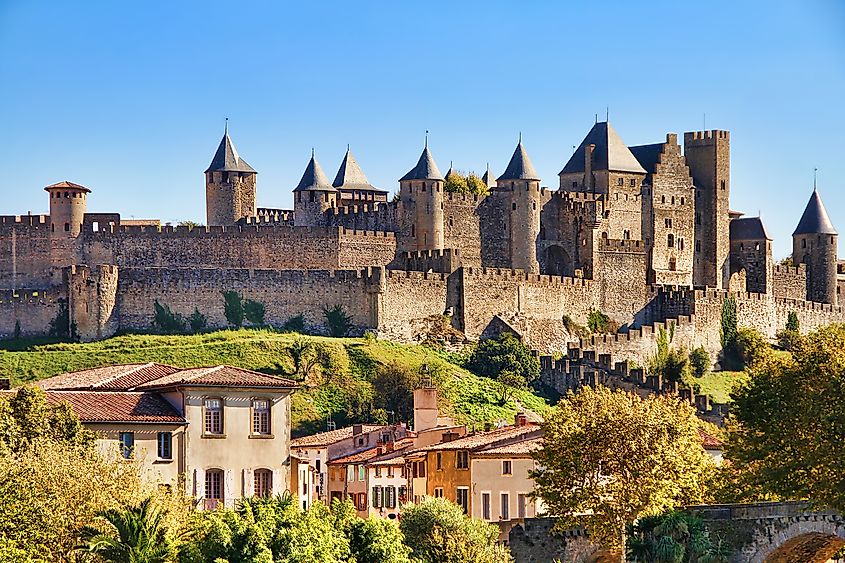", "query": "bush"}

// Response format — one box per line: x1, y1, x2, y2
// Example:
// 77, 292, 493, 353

372, 362, 420, 423
188, 309, 207, 333
152, 300, 185, 333
283, 314, 306, 333
786, 311, 799, 332
316, 342, 350, 382
466, 333, 540, 403
735, 327, 770, 368
222, 291, 244, 327
243, 299, 266, 326
777, 329, 802, 351
323, 304, 353, 337
289, 337, 317, 380
689, 346, 711, 378
587, 309, 618, 334
444, 170, 490, 196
